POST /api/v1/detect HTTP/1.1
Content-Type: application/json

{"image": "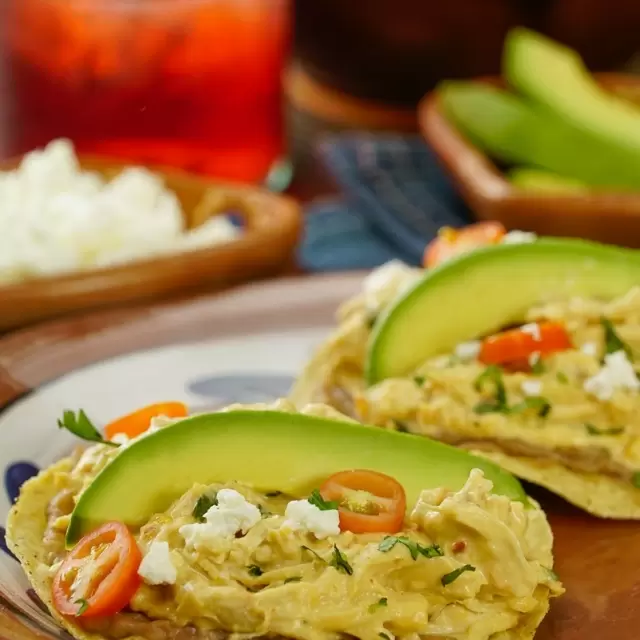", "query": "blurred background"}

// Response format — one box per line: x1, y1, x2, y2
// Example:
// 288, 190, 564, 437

2, 0, 640, 328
